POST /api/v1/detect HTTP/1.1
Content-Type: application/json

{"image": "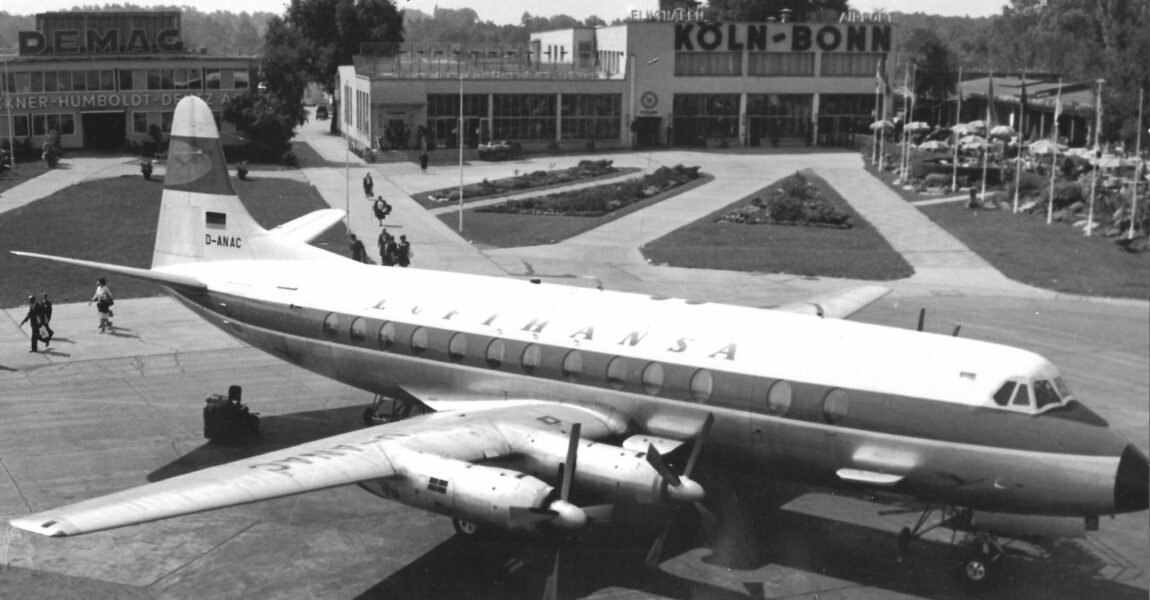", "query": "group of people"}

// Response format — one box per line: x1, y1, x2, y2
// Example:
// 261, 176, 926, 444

354, 172, 413, 268
18, 278, 115, 353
